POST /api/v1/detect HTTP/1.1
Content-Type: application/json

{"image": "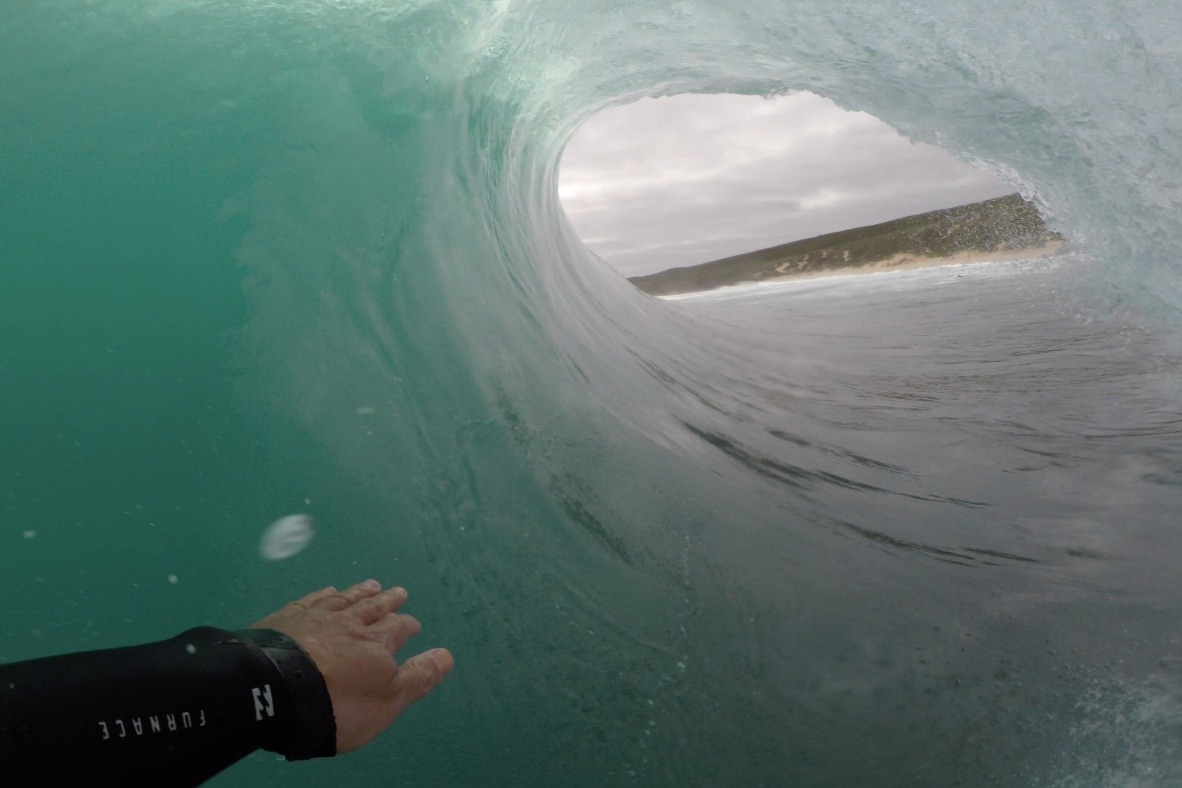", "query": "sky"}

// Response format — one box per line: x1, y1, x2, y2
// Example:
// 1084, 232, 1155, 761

558, 92, 1015, 278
